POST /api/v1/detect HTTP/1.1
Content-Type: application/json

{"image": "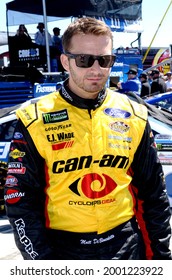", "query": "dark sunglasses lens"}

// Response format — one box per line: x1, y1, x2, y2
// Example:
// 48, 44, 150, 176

75, 55, 90, 68
98, 56, 114, 67
75, 54, 115, 68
